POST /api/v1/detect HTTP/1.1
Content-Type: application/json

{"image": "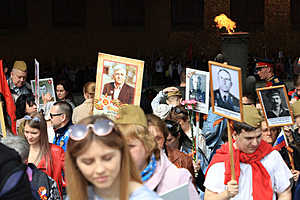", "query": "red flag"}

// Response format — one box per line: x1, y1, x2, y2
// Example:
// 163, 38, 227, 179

0, 60, 16, 135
